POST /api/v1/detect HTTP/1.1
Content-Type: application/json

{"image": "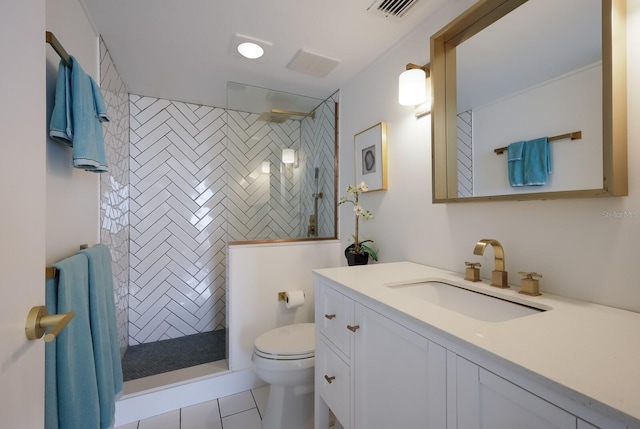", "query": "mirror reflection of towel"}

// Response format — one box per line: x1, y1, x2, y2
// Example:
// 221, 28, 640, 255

523, 137, 551, 186
507, 138, 551, 187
